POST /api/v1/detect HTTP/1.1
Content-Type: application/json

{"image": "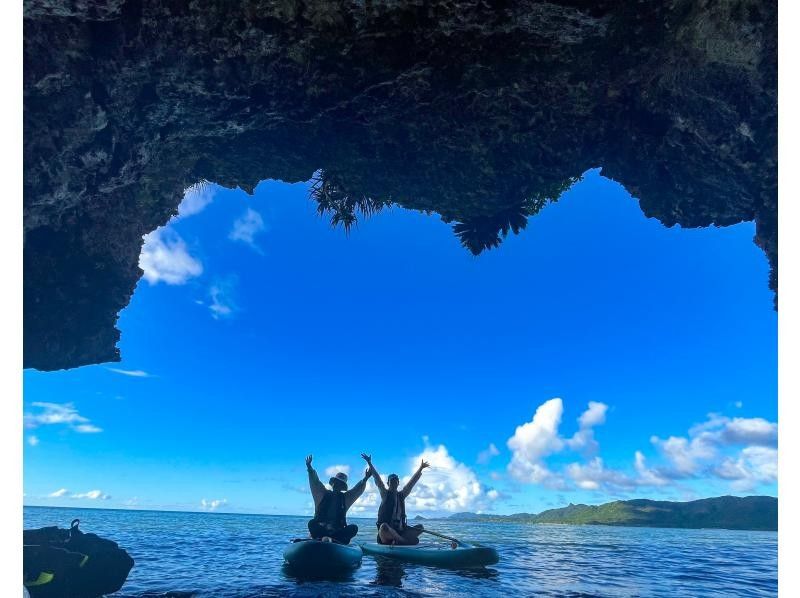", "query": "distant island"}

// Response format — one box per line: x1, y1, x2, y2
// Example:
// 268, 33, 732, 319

440, 496, 777, 532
